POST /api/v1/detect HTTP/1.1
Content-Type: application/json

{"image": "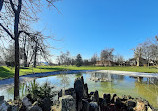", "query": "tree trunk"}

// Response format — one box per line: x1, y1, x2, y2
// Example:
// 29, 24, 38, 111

33, 41, 38, 67
14, 0, 22, 99
0, 0, 4, 11
14, 37, 19, 100
136, 57, 140, 66
23, 35, 28, 67
148, 61, 150, 67
14, 12, 20, 99
28, 53, 34, 66
24, 53, 28, 67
